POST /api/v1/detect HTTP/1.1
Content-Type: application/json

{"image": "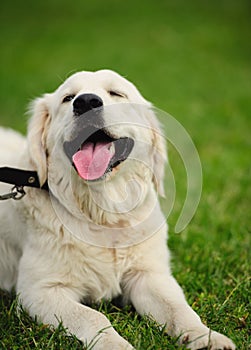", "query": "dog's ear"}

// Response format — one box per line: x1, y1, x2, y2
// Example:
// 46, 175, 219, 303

27, 95, 51, 187
147, 107, 167, 197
